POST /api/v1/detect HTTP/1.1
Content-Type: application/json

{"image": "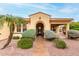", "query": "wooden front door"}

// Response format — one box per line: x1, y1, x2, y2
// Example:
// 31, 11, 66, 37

36, 23, 44, 37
